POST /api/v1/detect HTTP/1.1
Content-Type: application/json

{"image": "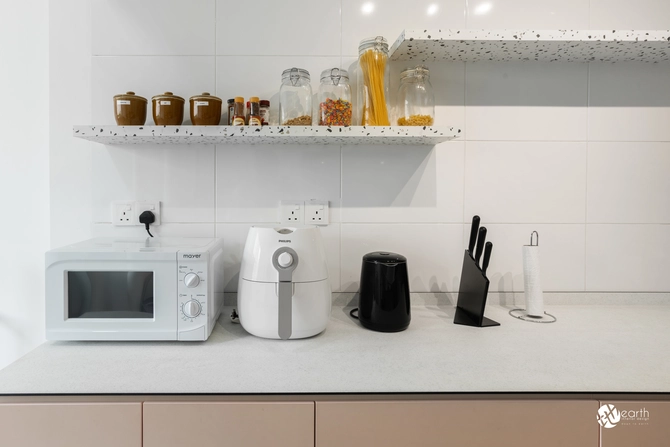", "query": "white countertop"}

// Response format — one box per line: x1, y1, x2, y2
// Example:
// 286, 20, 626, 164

1, 294, 669, 395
